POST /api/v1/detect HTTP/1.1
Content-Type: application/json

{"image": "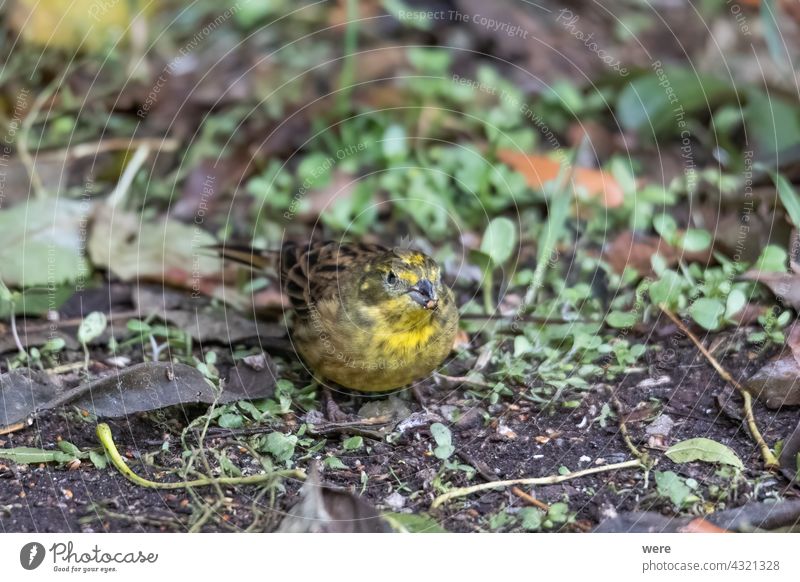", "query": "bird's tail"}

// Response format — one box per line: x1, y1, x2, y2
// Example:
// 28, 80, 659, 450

209, 244, 278, 271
